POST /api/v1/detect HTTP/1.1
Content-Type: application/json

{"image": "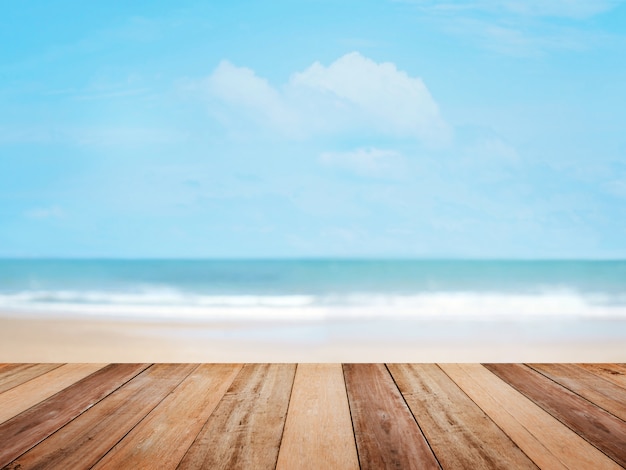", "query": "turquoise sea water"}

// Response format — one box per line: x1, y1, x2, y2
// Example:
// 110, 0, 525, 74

0, 259, 625, 321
